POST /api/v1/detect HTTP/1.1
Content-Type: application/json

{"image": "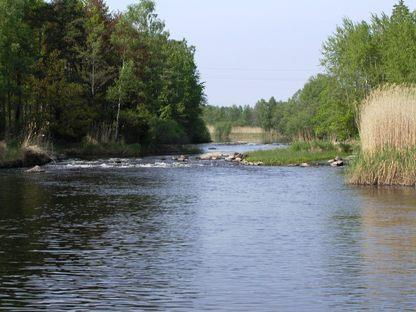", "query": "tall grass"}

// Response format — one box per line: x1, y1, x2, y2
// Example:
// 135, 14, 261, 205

348, 148, 416, 186
360, 85, 416, 154
348, 85, 416, 186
